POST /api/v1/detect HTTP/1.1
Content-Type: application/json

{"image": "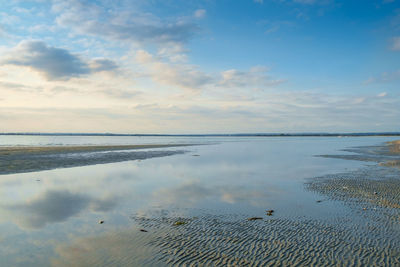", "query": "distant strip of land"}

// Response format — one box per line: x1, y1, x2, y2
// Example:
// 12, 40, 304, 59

1, 132, 400, 137
0, 144, 193, 175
